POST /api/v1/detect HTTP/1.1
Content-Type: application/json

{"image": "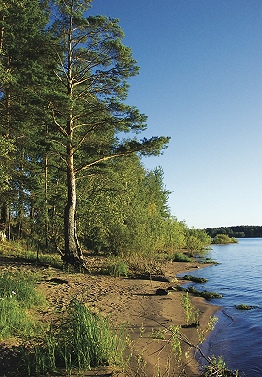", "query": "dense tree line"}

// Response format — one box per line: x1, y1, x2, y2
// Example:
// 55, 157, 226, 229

0, 0, 211, 266
205, 226, 262, 239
